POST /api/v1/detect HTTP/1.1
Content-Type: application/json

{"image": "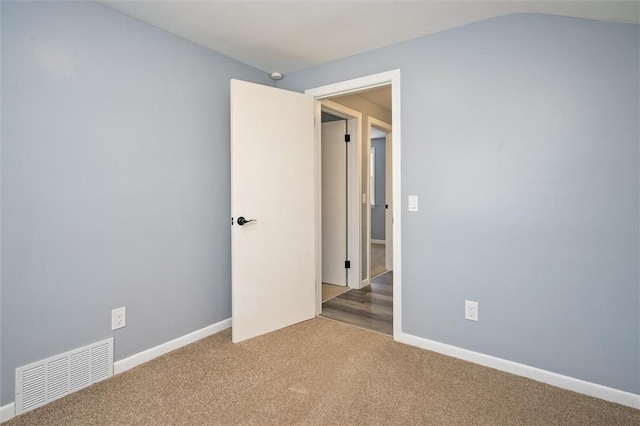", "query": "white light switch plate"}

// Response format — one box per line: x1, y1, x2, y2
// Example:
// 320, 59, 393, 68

408, 195, 418, 211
